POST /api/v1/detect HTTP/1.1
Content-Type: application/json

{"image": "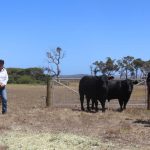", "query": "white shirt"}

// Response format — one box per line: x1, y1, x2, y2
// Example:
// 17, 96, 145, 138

0, 68, 8, 86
